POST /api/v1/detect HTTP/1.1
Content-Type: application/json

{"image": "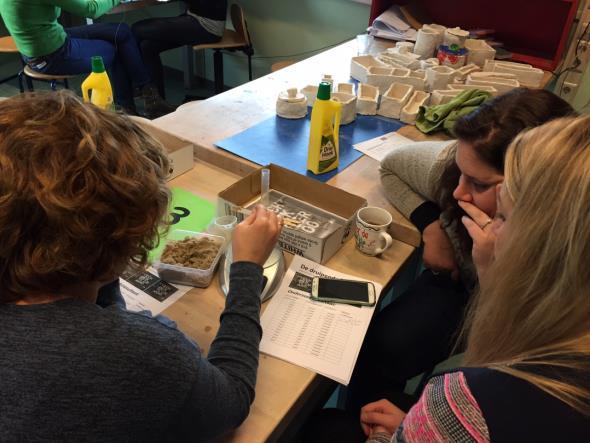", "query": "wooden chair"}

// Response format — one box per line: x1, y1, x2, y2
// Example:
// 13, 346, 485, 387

19, 65, 75, 92
271, 60, 296, 72
0, 36, 21, 88
192, 4, 254, 94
